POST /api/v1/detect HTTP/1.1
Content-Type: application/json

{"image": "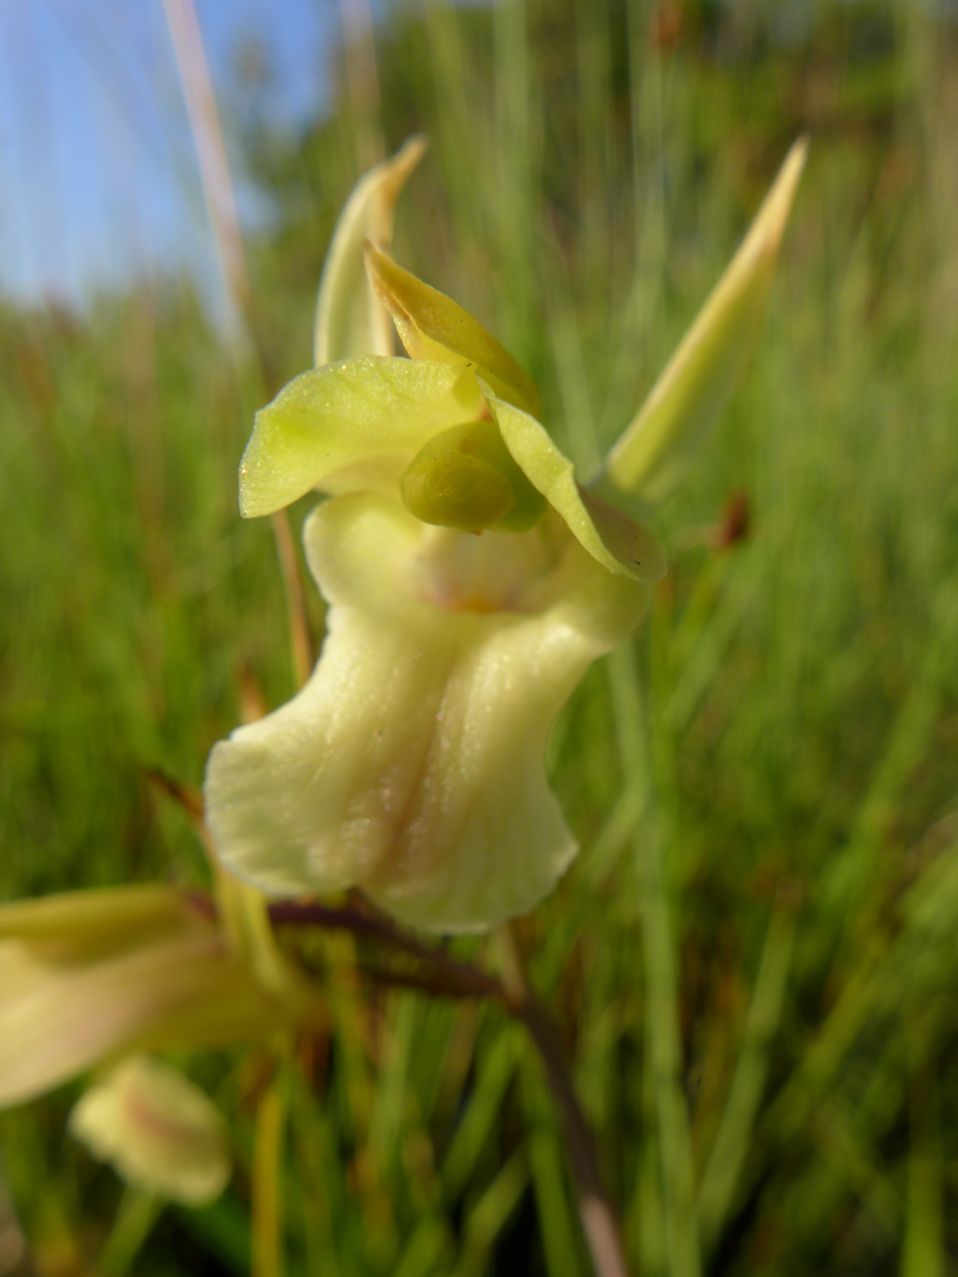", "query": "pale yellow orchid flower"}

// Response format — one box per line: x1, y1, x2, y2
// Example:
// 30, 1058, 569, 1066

71, 1055, 230, 1207
205, 139, 803, 933
0, 884, 320, 1109
205, 155, 663, 935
